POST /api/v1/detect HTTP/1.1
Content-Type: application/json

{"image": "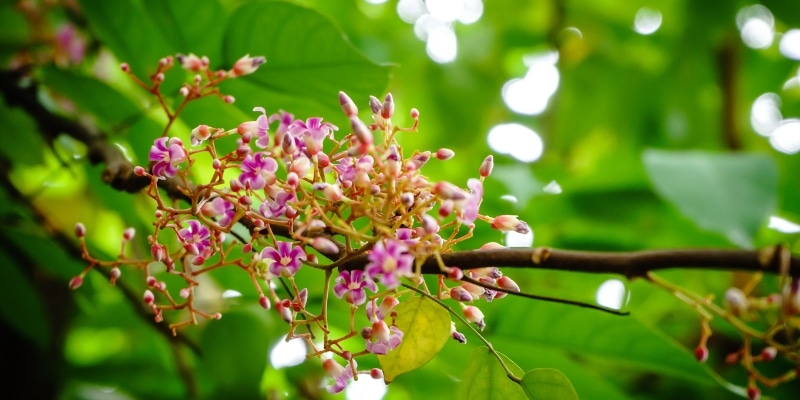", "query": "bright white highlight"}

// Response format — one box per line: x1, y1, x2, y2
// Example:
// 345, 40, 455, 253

502, 52, 559, 115
426, 0, 461, 23
426, 25, 458, 64
596, 279, 626, 310
768, 216, 800, 234
505, 229, 533, 248
221, 289, 242, 298
397, 0, 426, 24
487, 123, 544, 163
769, 119, 800, 154
779, 29, 800, 60
543, 180, 562, 194
750, 92, 782, 137
365, 0, 388, 4
633, 7, 662, 35
269, 336, 306, 369
345, 376, 387, 400
457, 0, 484, 24
737, 5, 775, 49
400, 0, 483, 63
500, 194, 518, 203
